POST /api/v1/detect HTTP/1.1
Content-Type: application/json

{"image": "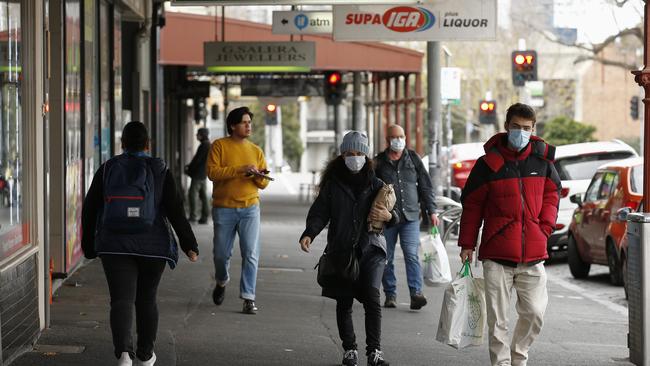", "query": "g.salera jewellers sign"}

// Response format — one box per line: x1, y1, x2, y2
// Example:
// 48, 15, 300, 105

333, 0, 496, 41
204, 42, 316, 68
